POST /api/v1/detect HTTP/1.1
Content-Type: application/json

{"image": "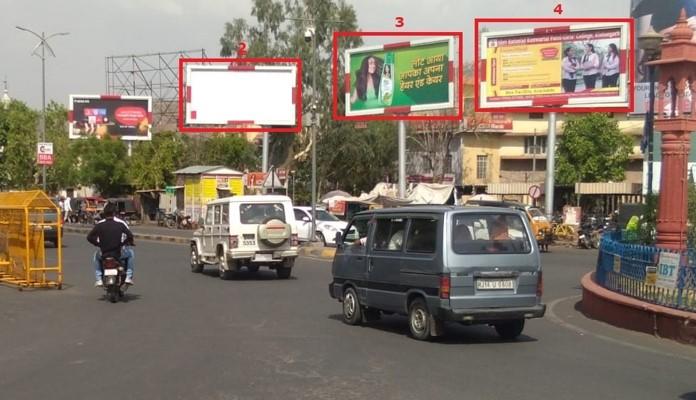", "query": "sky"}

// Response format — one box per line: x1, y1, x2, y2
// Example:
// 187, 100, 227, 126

1, 0, 631, 108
